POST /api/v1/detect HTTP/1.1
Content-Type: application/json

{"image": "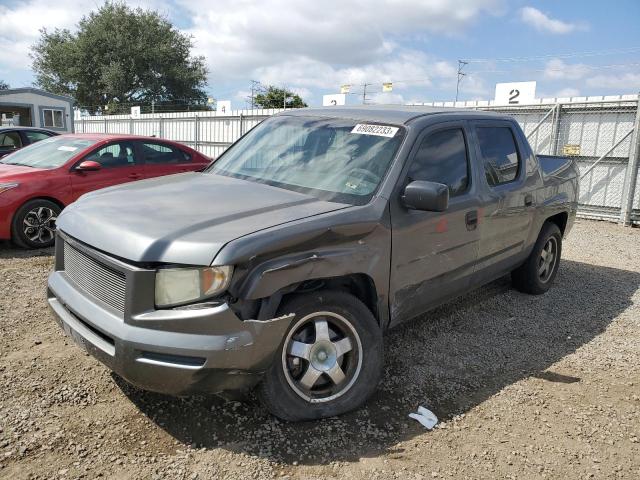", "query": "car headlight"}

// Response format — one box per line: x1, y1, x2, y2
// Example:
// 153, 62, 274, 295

155, 266, 233, 308
0, 183, 19, 194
